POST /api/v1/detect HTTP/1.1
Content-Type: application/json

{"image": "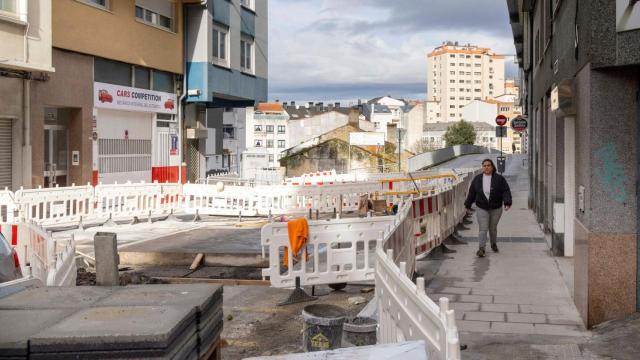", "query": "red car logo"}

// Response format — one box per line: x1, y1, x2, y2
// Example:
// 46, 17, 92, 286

98, 90, 113, 103
164, 99, 175, 109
